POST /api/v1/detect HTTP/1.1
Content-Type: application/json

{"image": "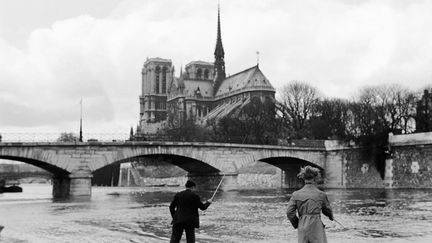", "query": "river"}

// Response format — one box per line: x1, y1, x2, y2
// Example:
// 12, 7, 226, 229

1, 184, 432, 243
